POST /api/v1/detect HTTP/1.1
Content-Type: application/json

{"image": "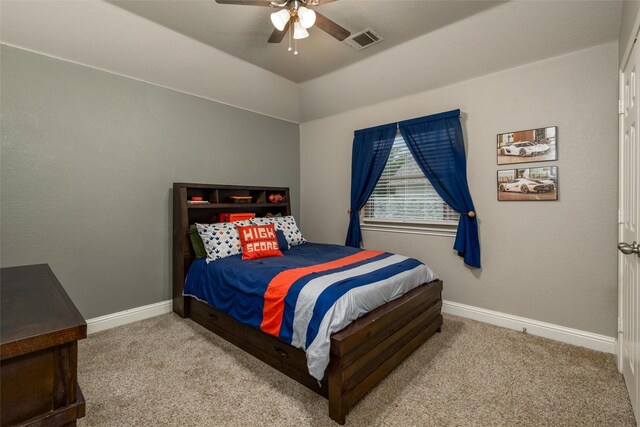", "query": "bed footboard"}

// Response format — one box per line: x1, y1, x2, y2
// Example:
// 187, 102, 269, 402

327, 280, 443, 424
